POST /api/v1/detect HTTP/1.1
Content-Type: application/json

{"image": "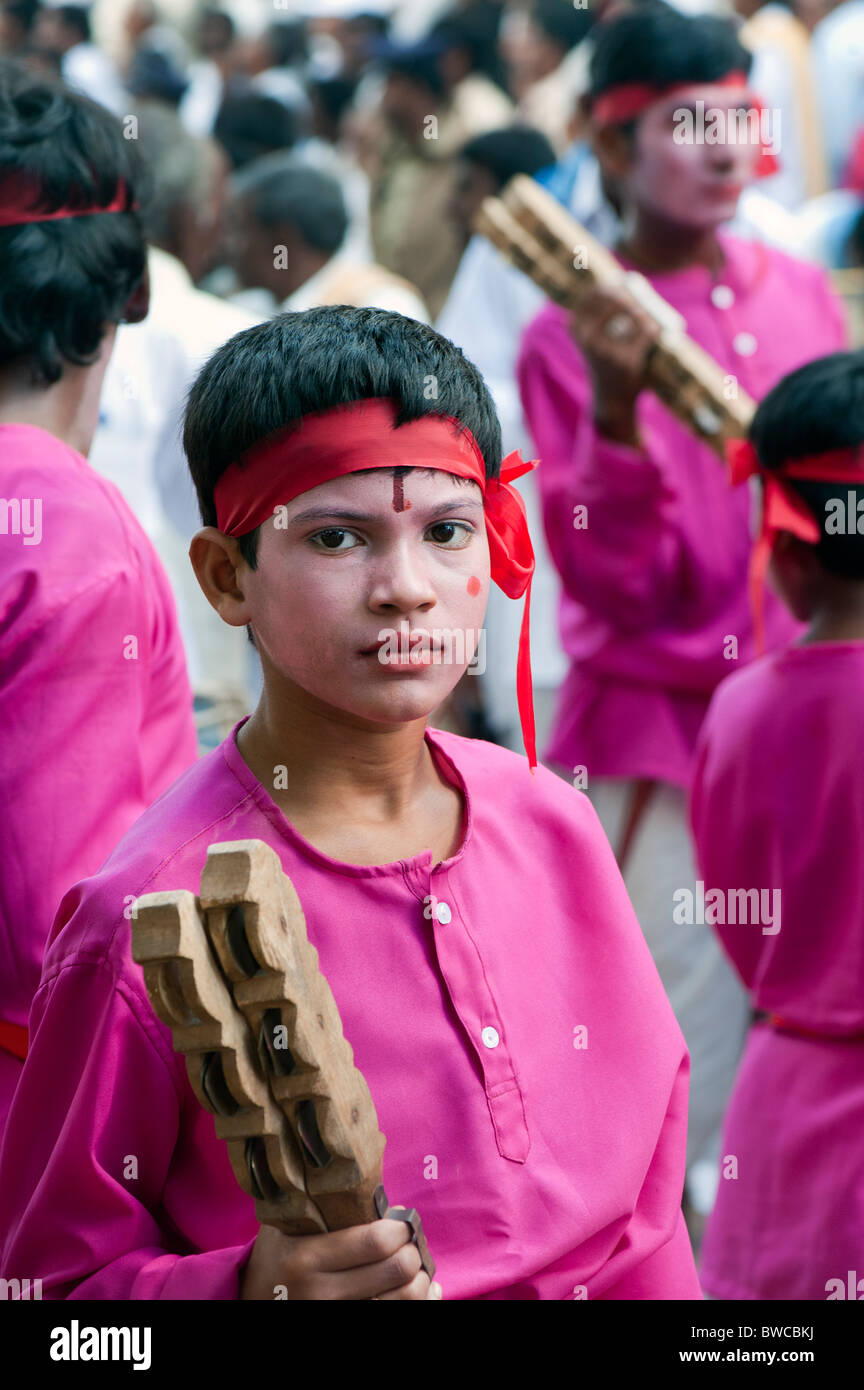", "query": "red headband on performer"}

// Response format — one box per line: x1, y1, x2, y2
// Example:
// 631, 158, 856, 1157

590, 71, 779, 179
725, 437, 864, 653
214, 396, 539, 770
0, 173, 136, 229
